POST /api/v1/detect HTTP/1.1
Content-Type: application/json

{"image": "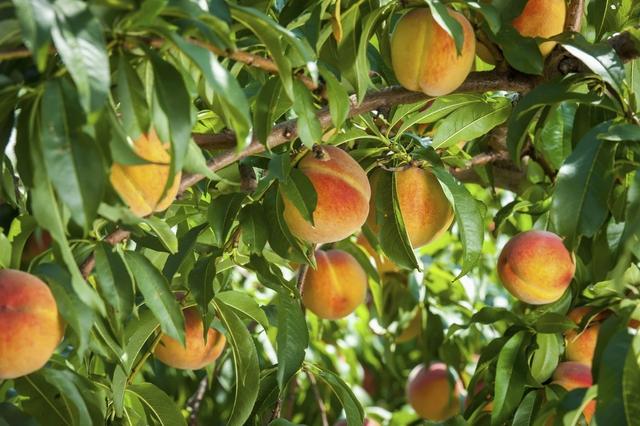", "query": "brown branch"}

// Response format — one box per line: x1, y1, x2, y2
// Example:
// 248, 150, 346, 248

305, 370, 329, 426
80, 228, 131, 278
564, 0, 585, 33
187, 376, 209, 426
